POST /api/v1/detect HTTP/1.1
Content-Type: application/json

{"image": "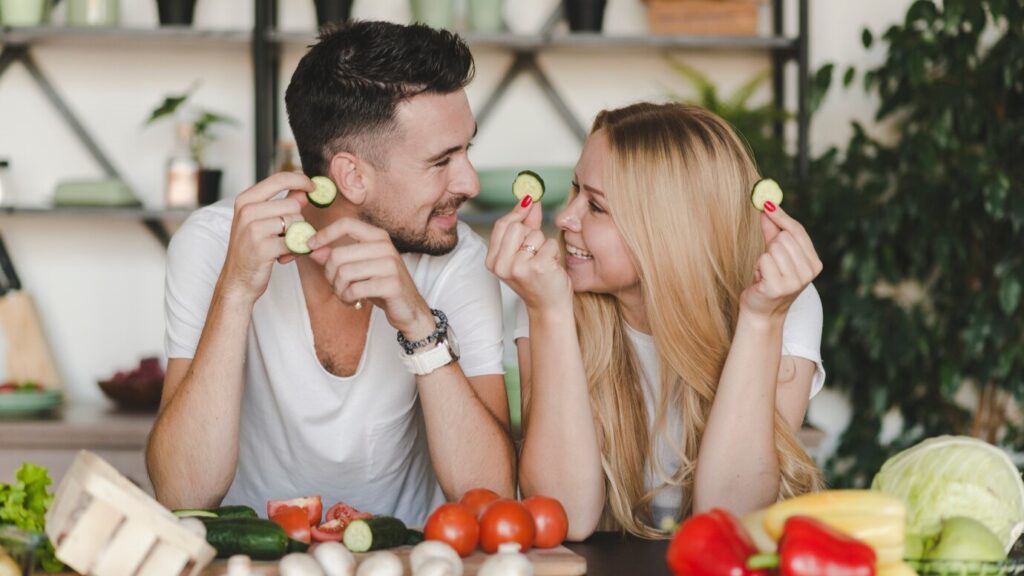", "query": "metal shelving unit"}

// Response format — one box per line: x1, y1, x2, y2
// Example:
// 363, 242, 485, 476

0, 0, 811, 243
